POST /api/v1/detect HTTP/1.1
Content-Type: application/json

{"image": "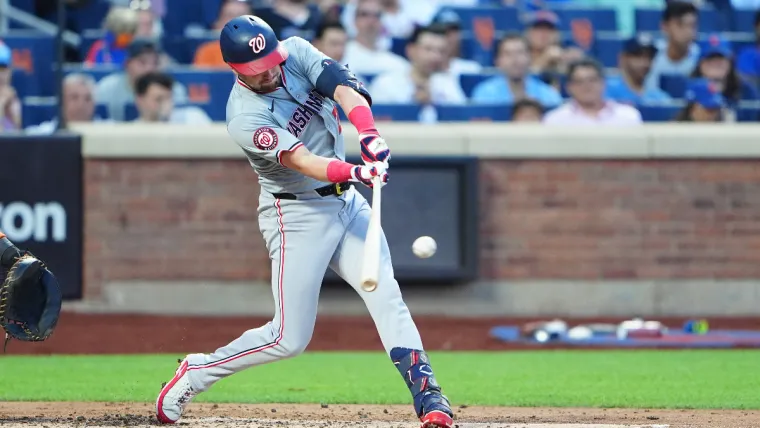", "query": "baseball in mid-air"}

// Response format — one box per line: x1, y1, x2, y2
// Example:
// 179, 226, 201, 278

412, 236, 437, 259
